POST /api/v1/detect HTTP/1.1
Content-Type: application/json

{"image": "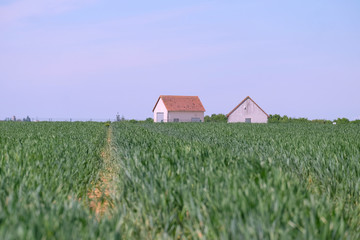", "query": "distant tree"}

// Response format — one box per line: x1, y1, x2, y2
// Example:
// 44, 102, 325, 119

269, 114, 329, 123
145, 118, 153, 123
268, 114, 281, 123
204, 114, 227, 123
351, 119, 360, 124
213, 114, 227, 122
334, 118, 350, 124
311, 119, 332, 124
269, 115, 354, 124
297, 118, 310, 123
280, 115, 289, 123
